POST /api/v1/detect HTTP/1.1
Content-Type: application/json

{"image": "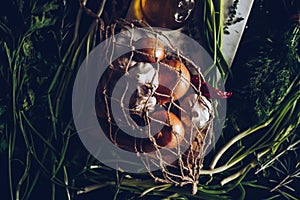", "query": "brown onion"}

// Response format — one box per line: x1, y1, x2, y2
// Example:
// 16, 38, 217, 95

151, 110, 185, 148
155, 59, 191, 104
134, 38, 165, 63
